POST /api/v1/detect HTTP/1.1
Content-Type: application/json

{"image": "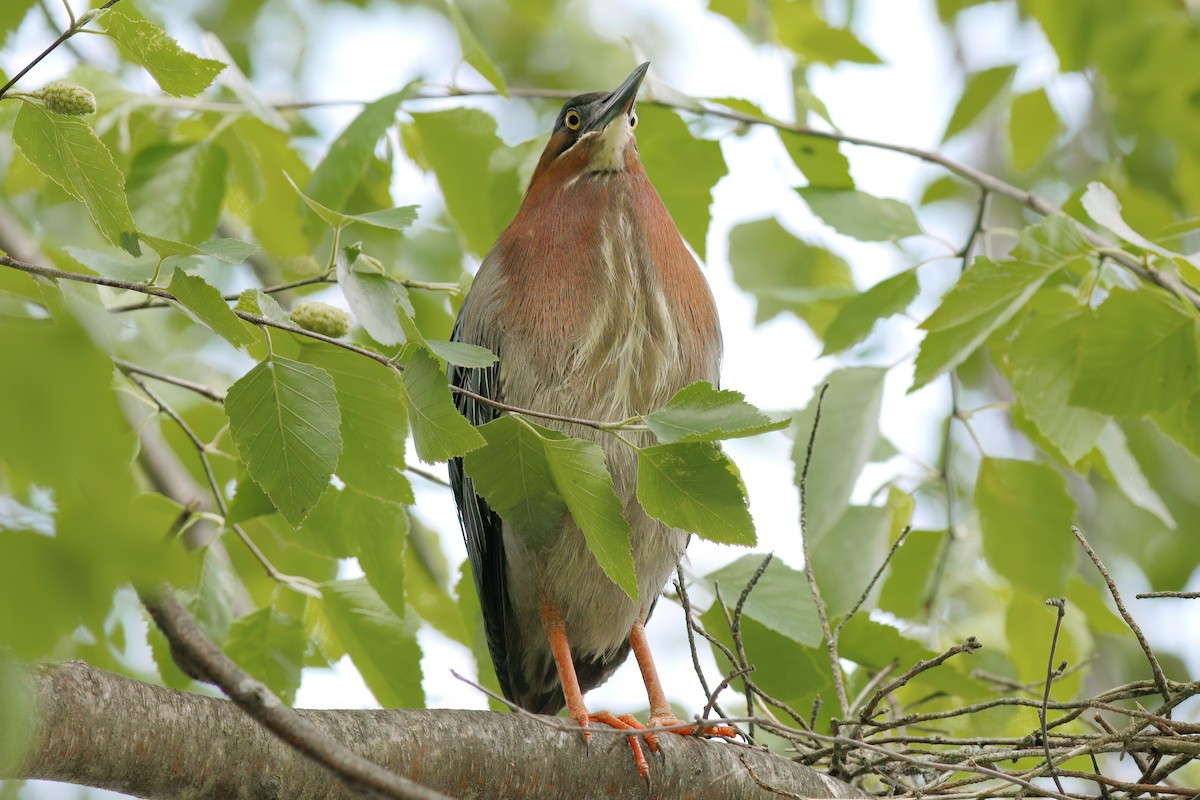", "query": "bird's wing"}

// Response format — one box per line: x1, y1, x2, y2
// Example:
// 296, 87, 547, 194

447, 310, 515, 700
